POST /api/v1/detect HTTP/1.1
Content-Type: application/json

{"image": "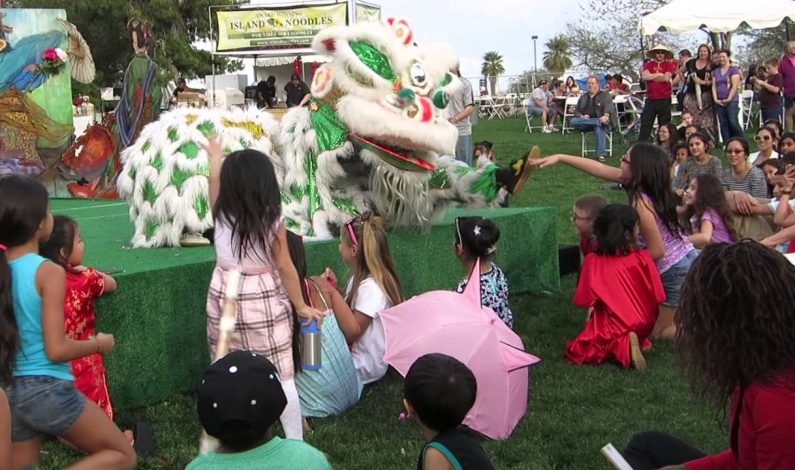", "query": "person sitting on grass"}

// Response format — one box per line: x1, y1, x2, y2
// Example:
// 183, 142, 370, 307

453, 216, 513, 329
403, 353, 495, 470
623, 242, 795, 469
675, 132, 722, 197
681, 174, 738, 248
186, 350, 331, 470
532, 143, 697, 341
284, 231, 362, 419
572, 194, 608, 258
314, 213, 404, 385
565, 204, 665, 370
